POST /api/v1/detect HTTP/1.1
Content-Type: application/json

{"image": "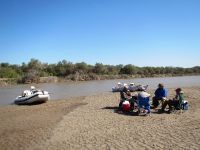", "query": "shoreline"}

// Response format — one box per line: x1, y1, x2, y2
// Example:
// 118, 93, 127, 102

0, 87, 200, 149
1, 74, 200, 87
